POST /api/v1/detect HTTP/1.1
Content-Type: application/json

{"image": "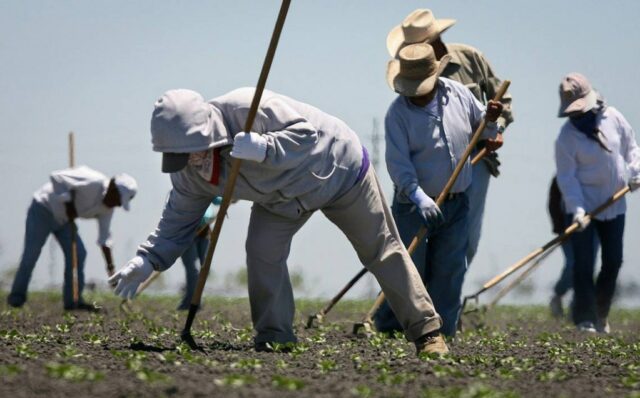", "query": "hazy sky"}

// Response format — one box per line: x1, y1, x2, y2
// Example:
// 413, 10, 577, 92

1, 0, 639, 306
